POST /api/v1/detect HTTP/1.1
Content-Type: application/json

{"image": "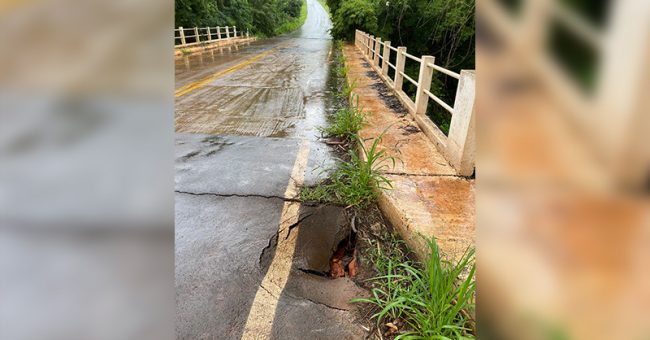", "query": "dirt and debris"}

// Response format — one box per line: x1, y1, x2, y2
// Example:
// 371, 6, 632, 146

328, 216, 357, 278
365, 71, 380, 80
400, 124, 421, 135
370, 82, 408, 116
